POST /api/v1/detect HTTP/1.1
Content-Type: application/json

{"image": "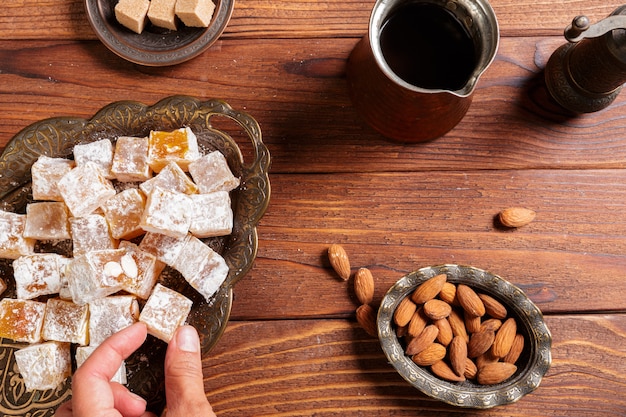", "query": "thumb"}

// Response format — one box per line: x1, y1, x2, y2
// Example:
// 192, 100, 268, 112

163, 326, 216, 417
